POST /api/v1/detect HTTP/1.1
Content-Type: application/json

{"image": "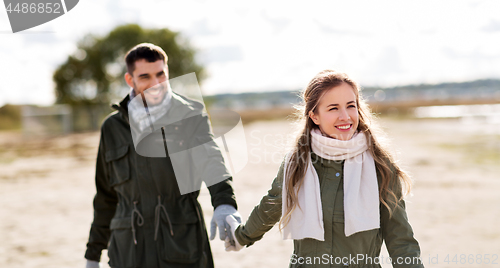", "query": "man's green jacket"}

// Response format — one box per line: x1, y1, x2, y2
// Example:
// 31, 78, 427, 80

85, 94, 237, 268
